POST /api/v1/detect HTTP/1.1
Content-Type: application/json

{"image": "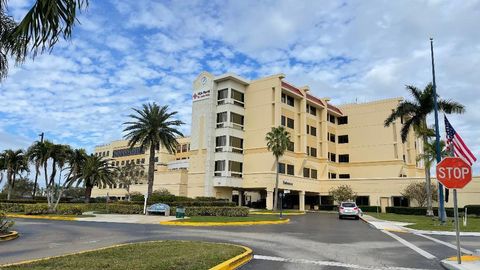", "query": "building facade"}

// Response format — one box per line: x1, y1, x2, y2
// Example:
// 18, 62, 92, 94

92, 72, 478, 210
